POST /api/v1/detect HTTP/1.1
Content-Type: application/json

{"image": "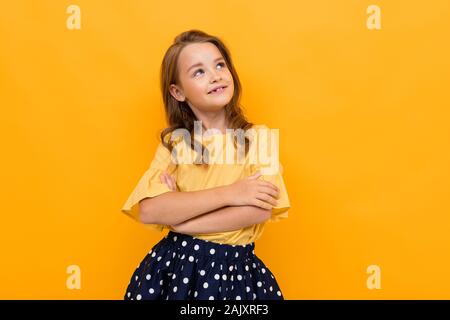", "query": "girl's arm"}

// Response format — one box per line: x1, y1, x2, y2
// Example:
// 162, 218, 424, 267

139, 185, 230, 226
170, 205, 271, 234
139, 171, 279, 227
